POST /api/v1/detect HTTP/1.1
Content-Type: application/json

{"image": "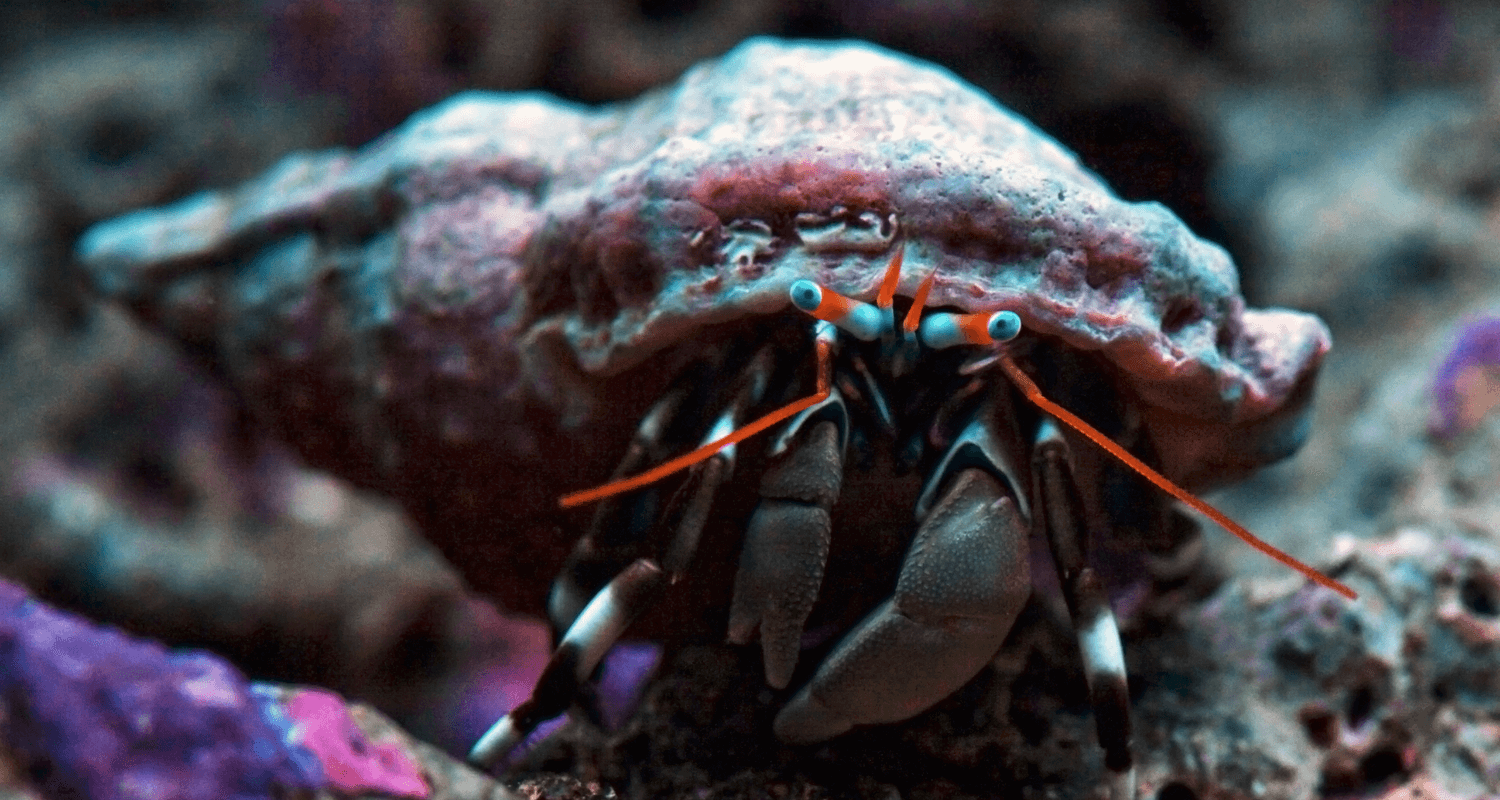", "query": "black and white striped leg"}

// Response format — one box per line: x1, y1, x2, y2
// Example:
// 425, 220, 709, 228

469, 558, 667, 769
480, 363, 770, 770
549, 352, 770, 631
1032, 418, 1135, 800
727, 388, 848, 689
548, 384, 691, 632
